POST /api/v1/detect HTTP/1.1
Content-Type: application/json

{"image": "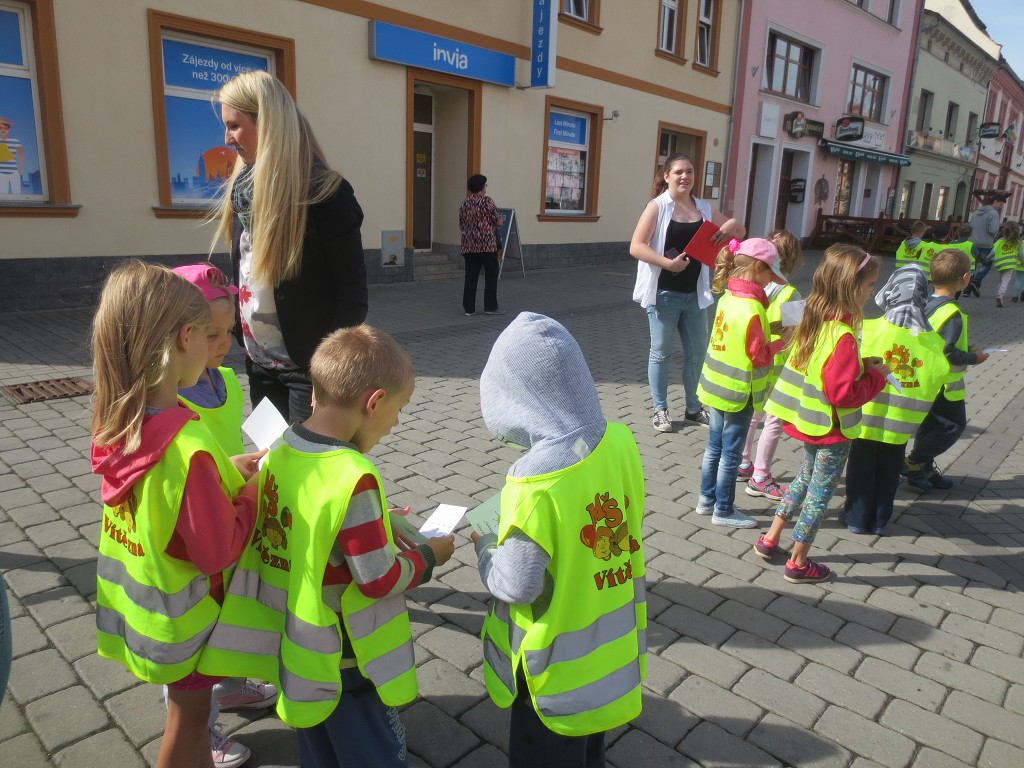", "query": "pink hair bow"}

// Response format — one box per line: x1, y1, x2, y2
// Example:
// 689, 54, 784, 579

727, 238, 741, 254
